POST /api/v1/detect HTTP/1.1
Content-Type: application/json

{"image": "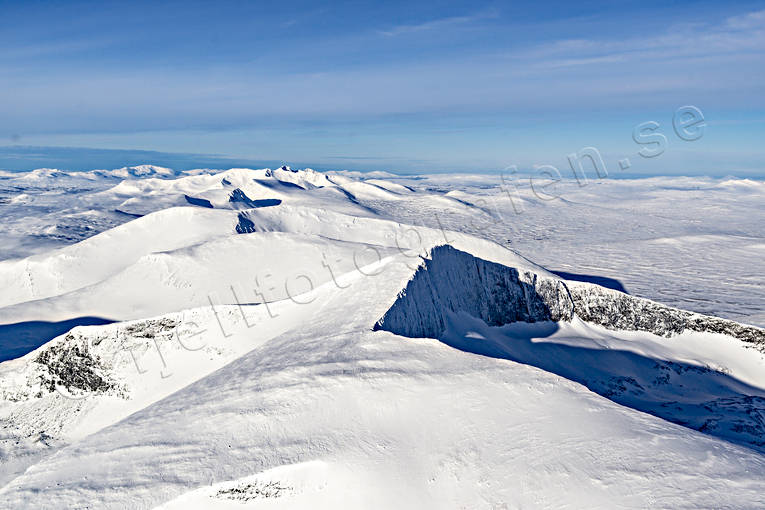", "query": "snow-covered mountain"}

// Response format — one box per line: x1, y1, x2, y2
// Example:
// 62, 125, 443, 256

0, 166, 764, 509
